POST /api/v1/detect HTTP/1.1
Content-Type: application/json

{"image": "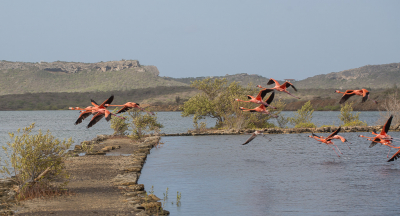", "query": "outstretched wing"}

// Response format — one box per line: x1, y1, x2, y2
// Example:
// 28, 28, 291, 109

369, 140, 379, 148
242, 133, 257, 145
116, 106, 130, 114
388, 149, 400, 162
327, 127, 341, 140
87, 113, 104, 128
339, 94, 353, 104
381, 115, 393, 135
74, 111, 92, 125
258, 88, 274, 99
267, 78, 280, 86
362, 91, 369, 103
285, 82, 298, 92
265, 91, 275, 105
99, 95, 114, 108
